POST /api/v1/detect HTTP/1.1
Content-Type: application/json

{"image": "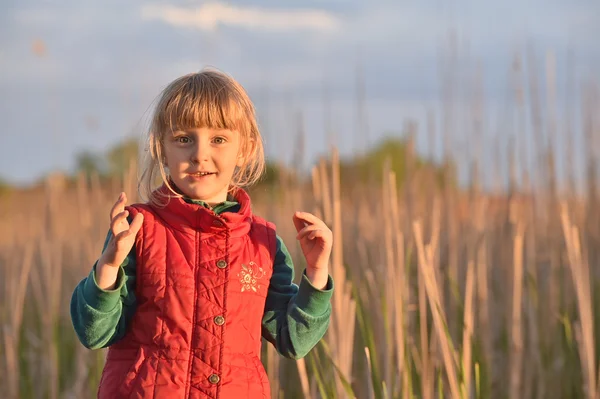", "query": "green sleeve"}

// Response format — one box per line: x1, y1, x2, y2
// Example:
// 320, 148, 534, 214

261, 235, 334, 359
70, 227, 137, 350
